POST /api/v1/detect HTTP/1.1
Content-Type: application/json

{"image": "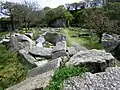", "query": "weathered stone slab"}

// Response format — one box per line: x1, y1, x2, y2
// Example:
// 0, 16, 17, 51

63, 67, 120, 90
27, 58, 62, 78
29, 46, 53, 59
7, 70, 54, 90
66, 49, 115, 72
9, 33, 35, 51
